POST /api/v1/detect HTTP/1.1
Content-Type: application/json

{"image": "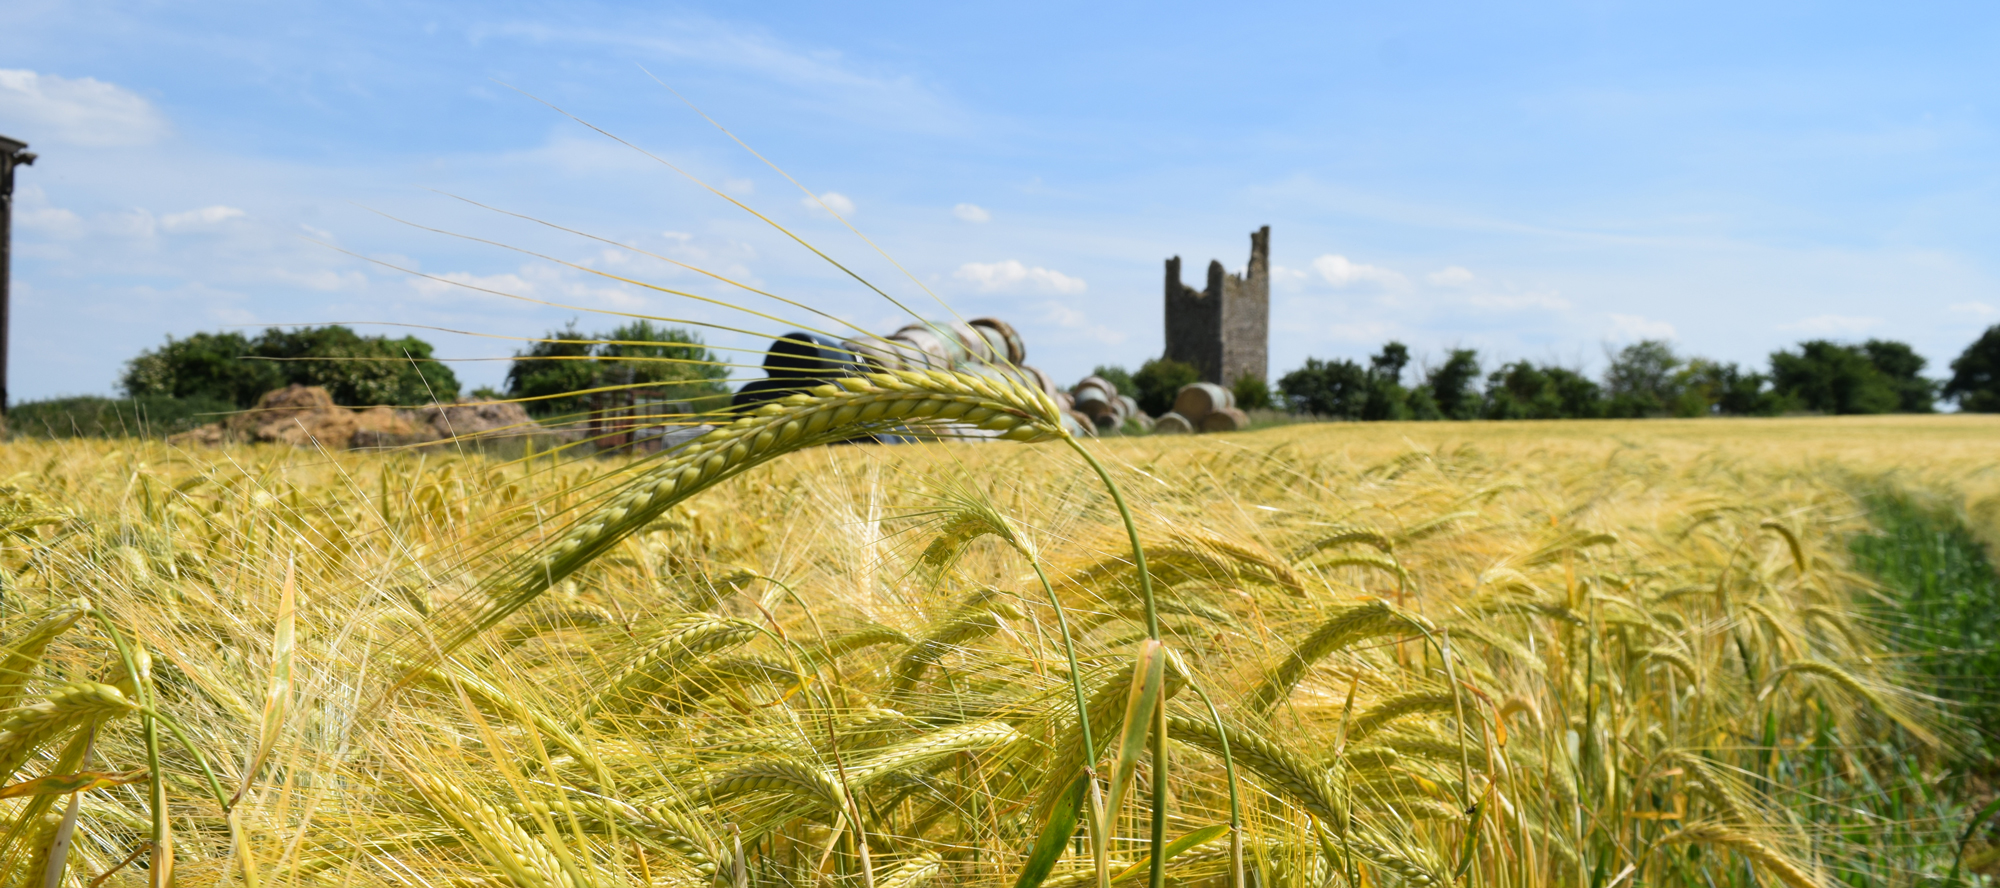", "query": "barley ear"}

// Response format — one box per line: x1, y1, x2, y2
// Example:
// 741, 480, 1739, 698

415, 369, 1066, 669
